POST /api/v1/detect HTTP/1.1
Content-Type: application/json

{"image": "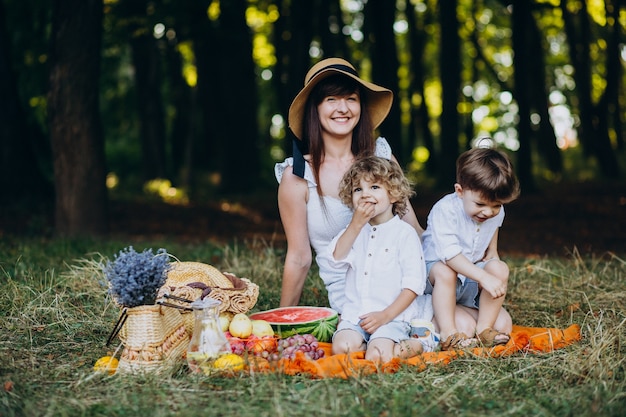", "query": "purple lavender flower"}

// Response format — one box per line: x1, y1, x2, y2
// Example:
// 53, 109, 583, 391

103, 246, 171, 307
